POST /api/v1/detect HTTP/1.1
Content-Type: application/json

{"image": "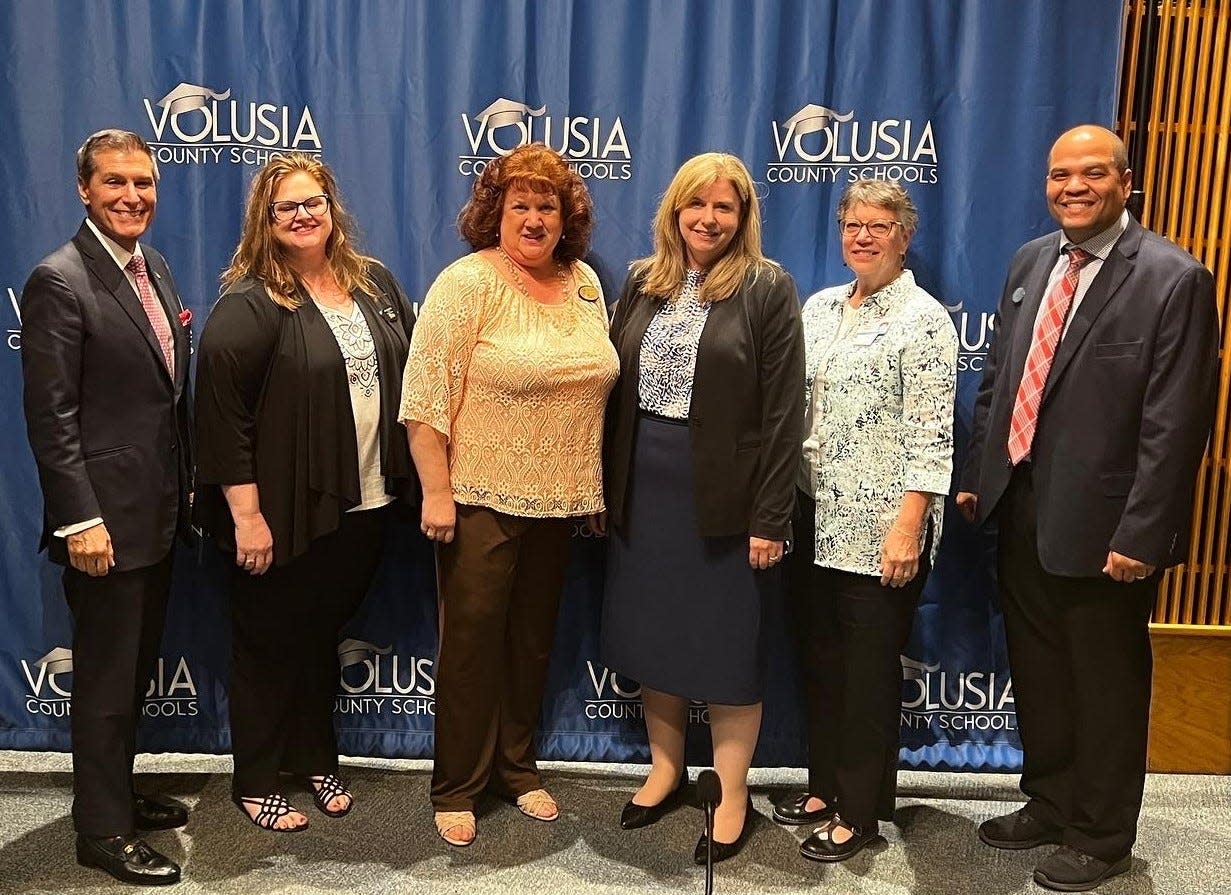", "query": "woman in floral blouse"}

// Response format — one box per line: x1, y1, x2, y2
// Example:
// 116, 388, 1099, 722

774, 179, 957, 863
